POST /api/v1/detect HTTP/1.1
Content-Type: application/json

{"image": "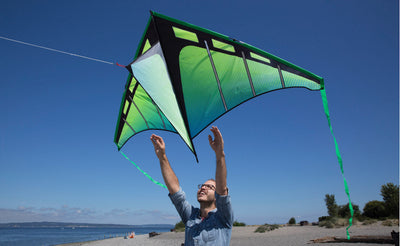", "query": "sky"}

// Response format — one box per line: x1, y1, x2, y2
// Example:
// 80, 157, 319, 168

0, 0, 398, 226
